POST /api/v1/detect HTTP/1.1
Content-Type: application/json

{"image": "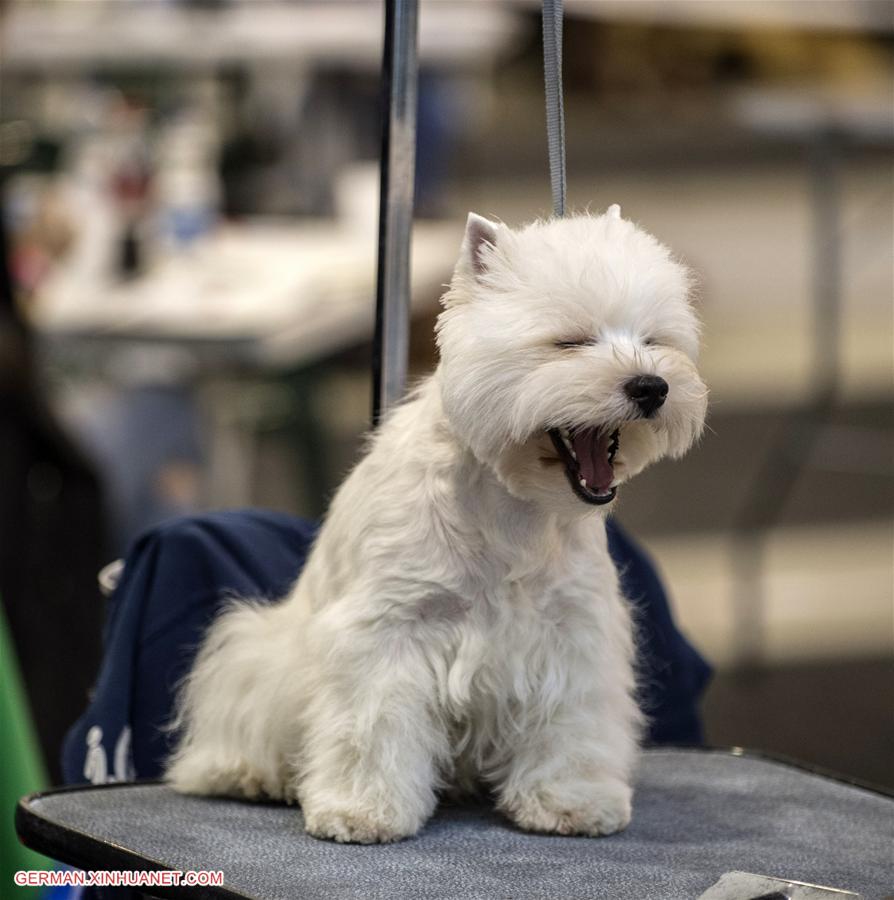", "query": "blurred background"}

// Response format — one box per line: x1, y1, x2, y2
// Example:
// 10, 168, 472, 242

1, 0, 891, 814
